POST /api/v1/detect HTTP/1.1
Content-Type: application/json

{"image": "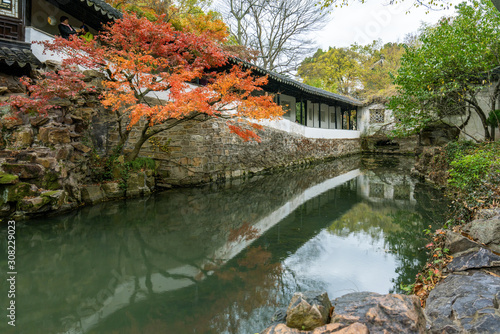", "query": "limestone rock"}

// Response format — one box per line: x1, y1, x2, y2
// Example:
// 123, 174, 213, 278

56, 145, 74, 160
474, 208, 500, 220
48, 128, 71, 144
18, 196, 51, 212
71, 142, 91, 153
36, 157, 57, 169
286, 292, 332, 330
331, 292, 425, 334
446, 247, 500, 273
425, 271, 500, 333
467, 217, 500, 253
2, 115, 23, 129
83, 69, 105, 81
126, 172, 150, 197
1, 163, 44, 179
38, 127, 71, 145
4, 182, 38, 202
81, 185, 104, 204
41, 190, 66, 209
12, 127, 33, 148
51, 98, 72, 107
29, 116, 50, 127
260, 322, 369, 334
15, 151, 37, 162
101, 182, 125, 199
445, 230, 481, 255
